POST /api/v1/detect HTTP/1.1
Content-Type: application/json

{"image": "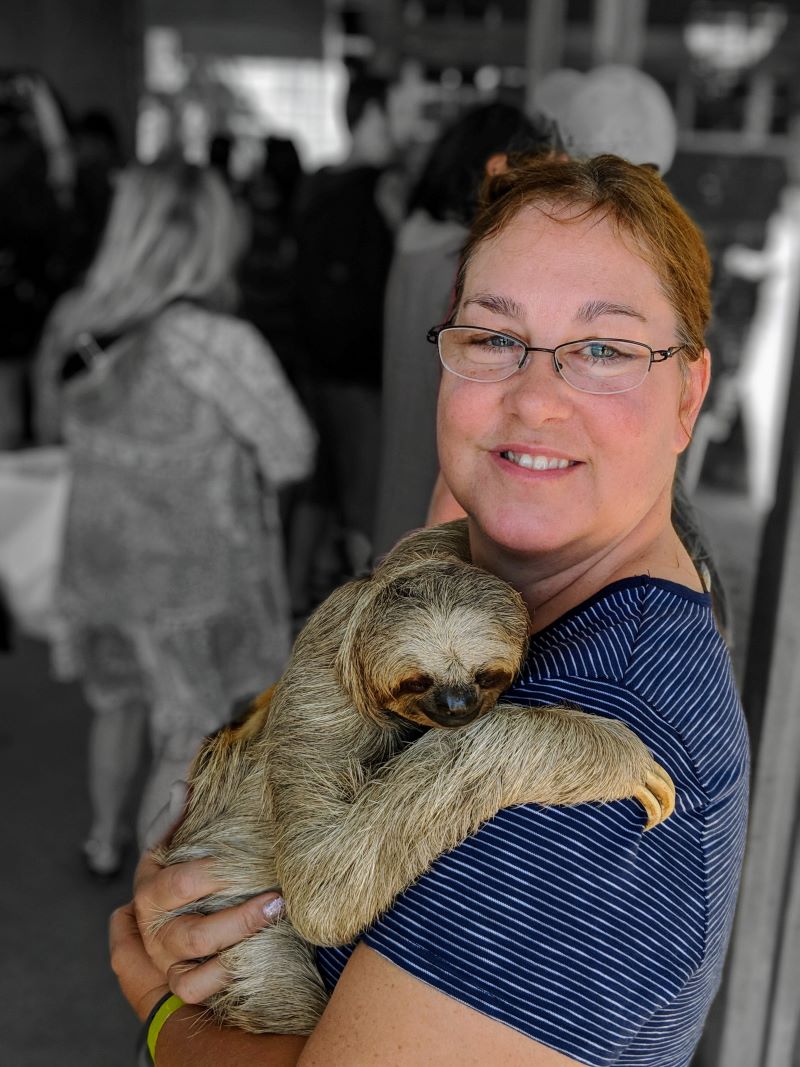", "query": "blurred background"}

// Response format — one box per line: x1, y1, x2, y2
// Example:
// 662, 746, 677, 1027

0, 2, 799, 1065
